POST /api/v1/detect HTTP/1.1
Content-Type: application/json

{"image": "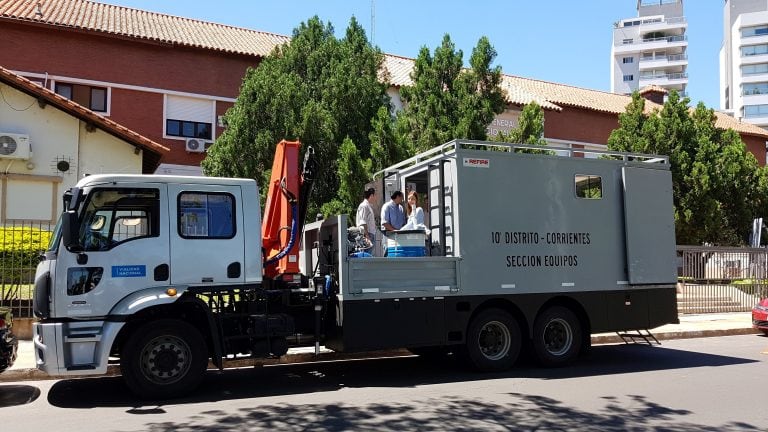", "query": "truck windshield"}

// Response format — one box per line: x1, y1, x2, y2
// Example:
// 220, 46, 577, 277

47, 214, 63, 252
78, 188, 160, 251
